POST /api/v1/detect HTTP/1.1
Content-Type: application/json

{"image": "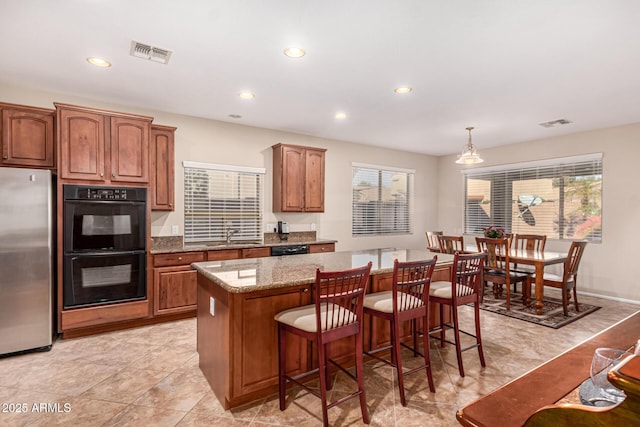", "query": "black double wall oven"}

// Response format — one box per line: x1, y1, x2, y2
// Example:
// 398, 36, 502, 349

63, 185, 147, 308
